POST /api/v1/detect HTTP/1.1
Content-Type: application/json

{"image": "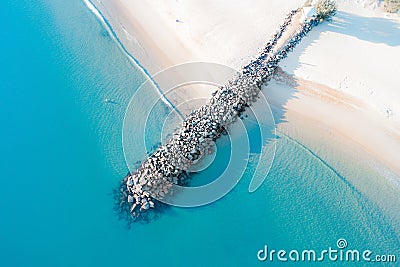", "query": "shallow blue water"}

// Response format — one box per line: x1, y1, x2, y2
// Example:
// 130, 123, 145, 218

0, 0, 399, 266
